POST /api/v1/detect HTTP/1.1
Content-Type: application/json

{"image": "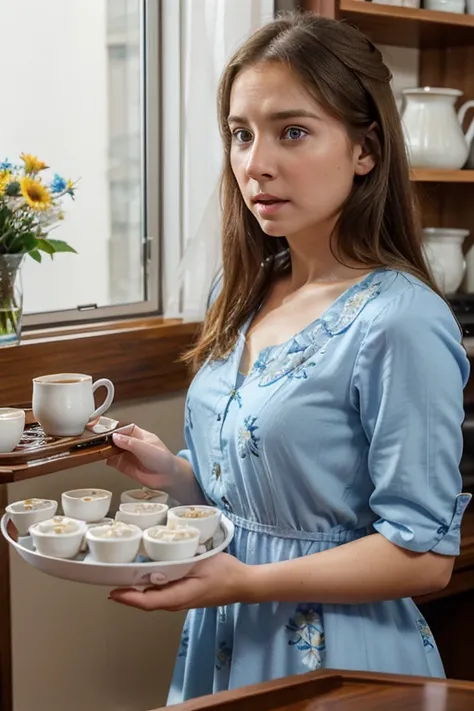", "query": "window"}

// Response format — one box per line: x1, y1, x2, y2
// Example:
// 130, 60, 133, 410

1, 0, 159, 325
